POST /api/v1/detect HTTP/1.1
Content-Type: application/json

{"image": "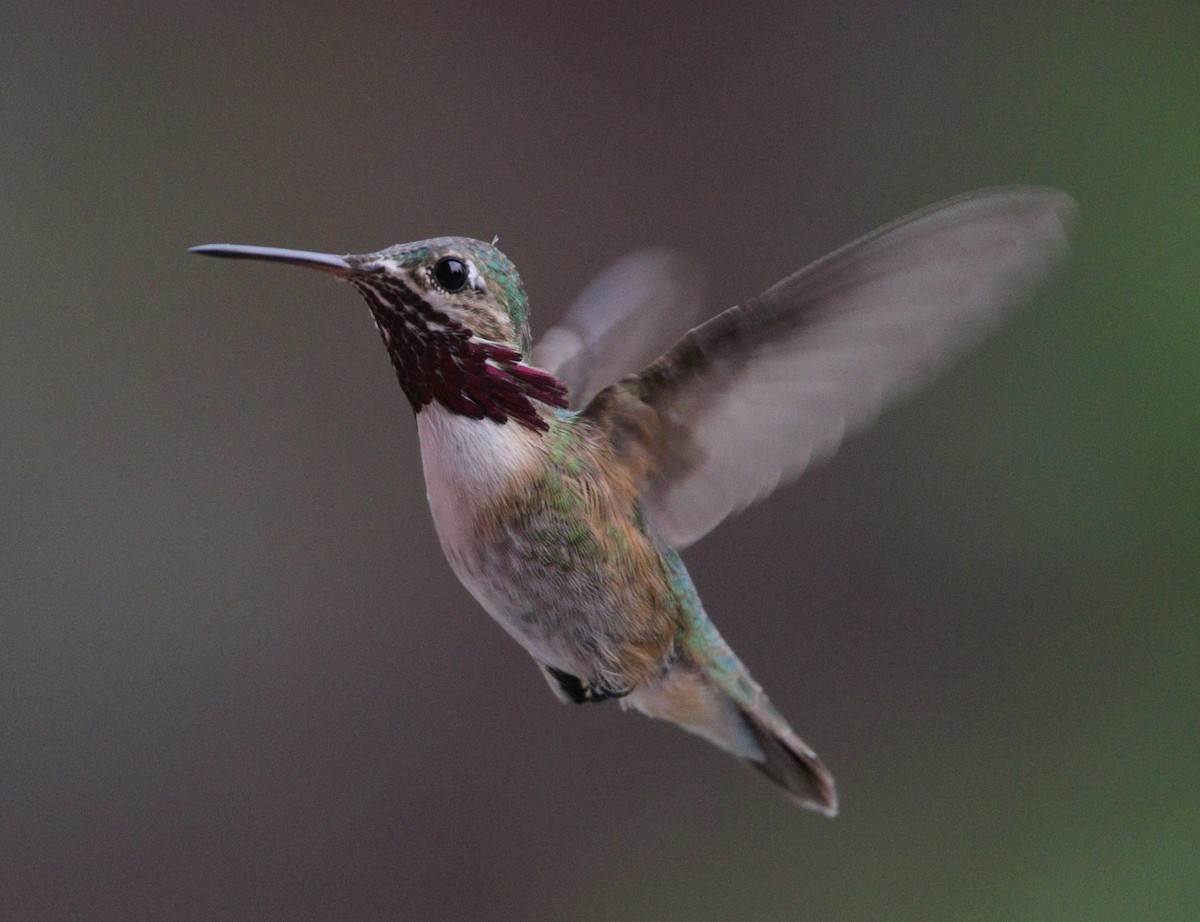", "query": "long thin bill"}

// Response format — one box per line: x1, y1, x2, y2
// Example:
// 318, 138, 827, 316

188, 244, 352, 275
